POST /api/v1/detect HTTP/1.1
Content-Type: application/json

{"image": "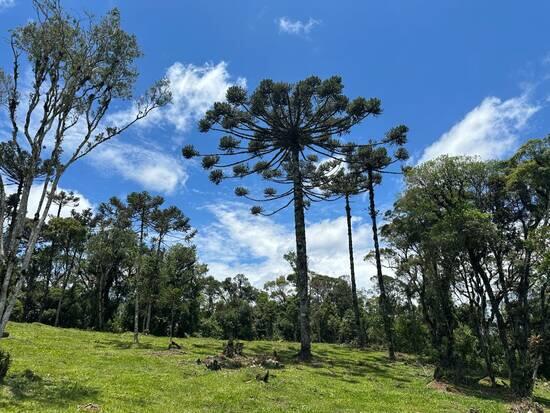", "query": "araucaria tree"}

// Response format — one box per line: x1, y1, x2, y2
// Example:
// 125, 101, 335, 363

355, 128, 409, 361
320, 128, 408, 350
184, 76, 382, 360
0, 0, 170, 335
320, 164, 370, 347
